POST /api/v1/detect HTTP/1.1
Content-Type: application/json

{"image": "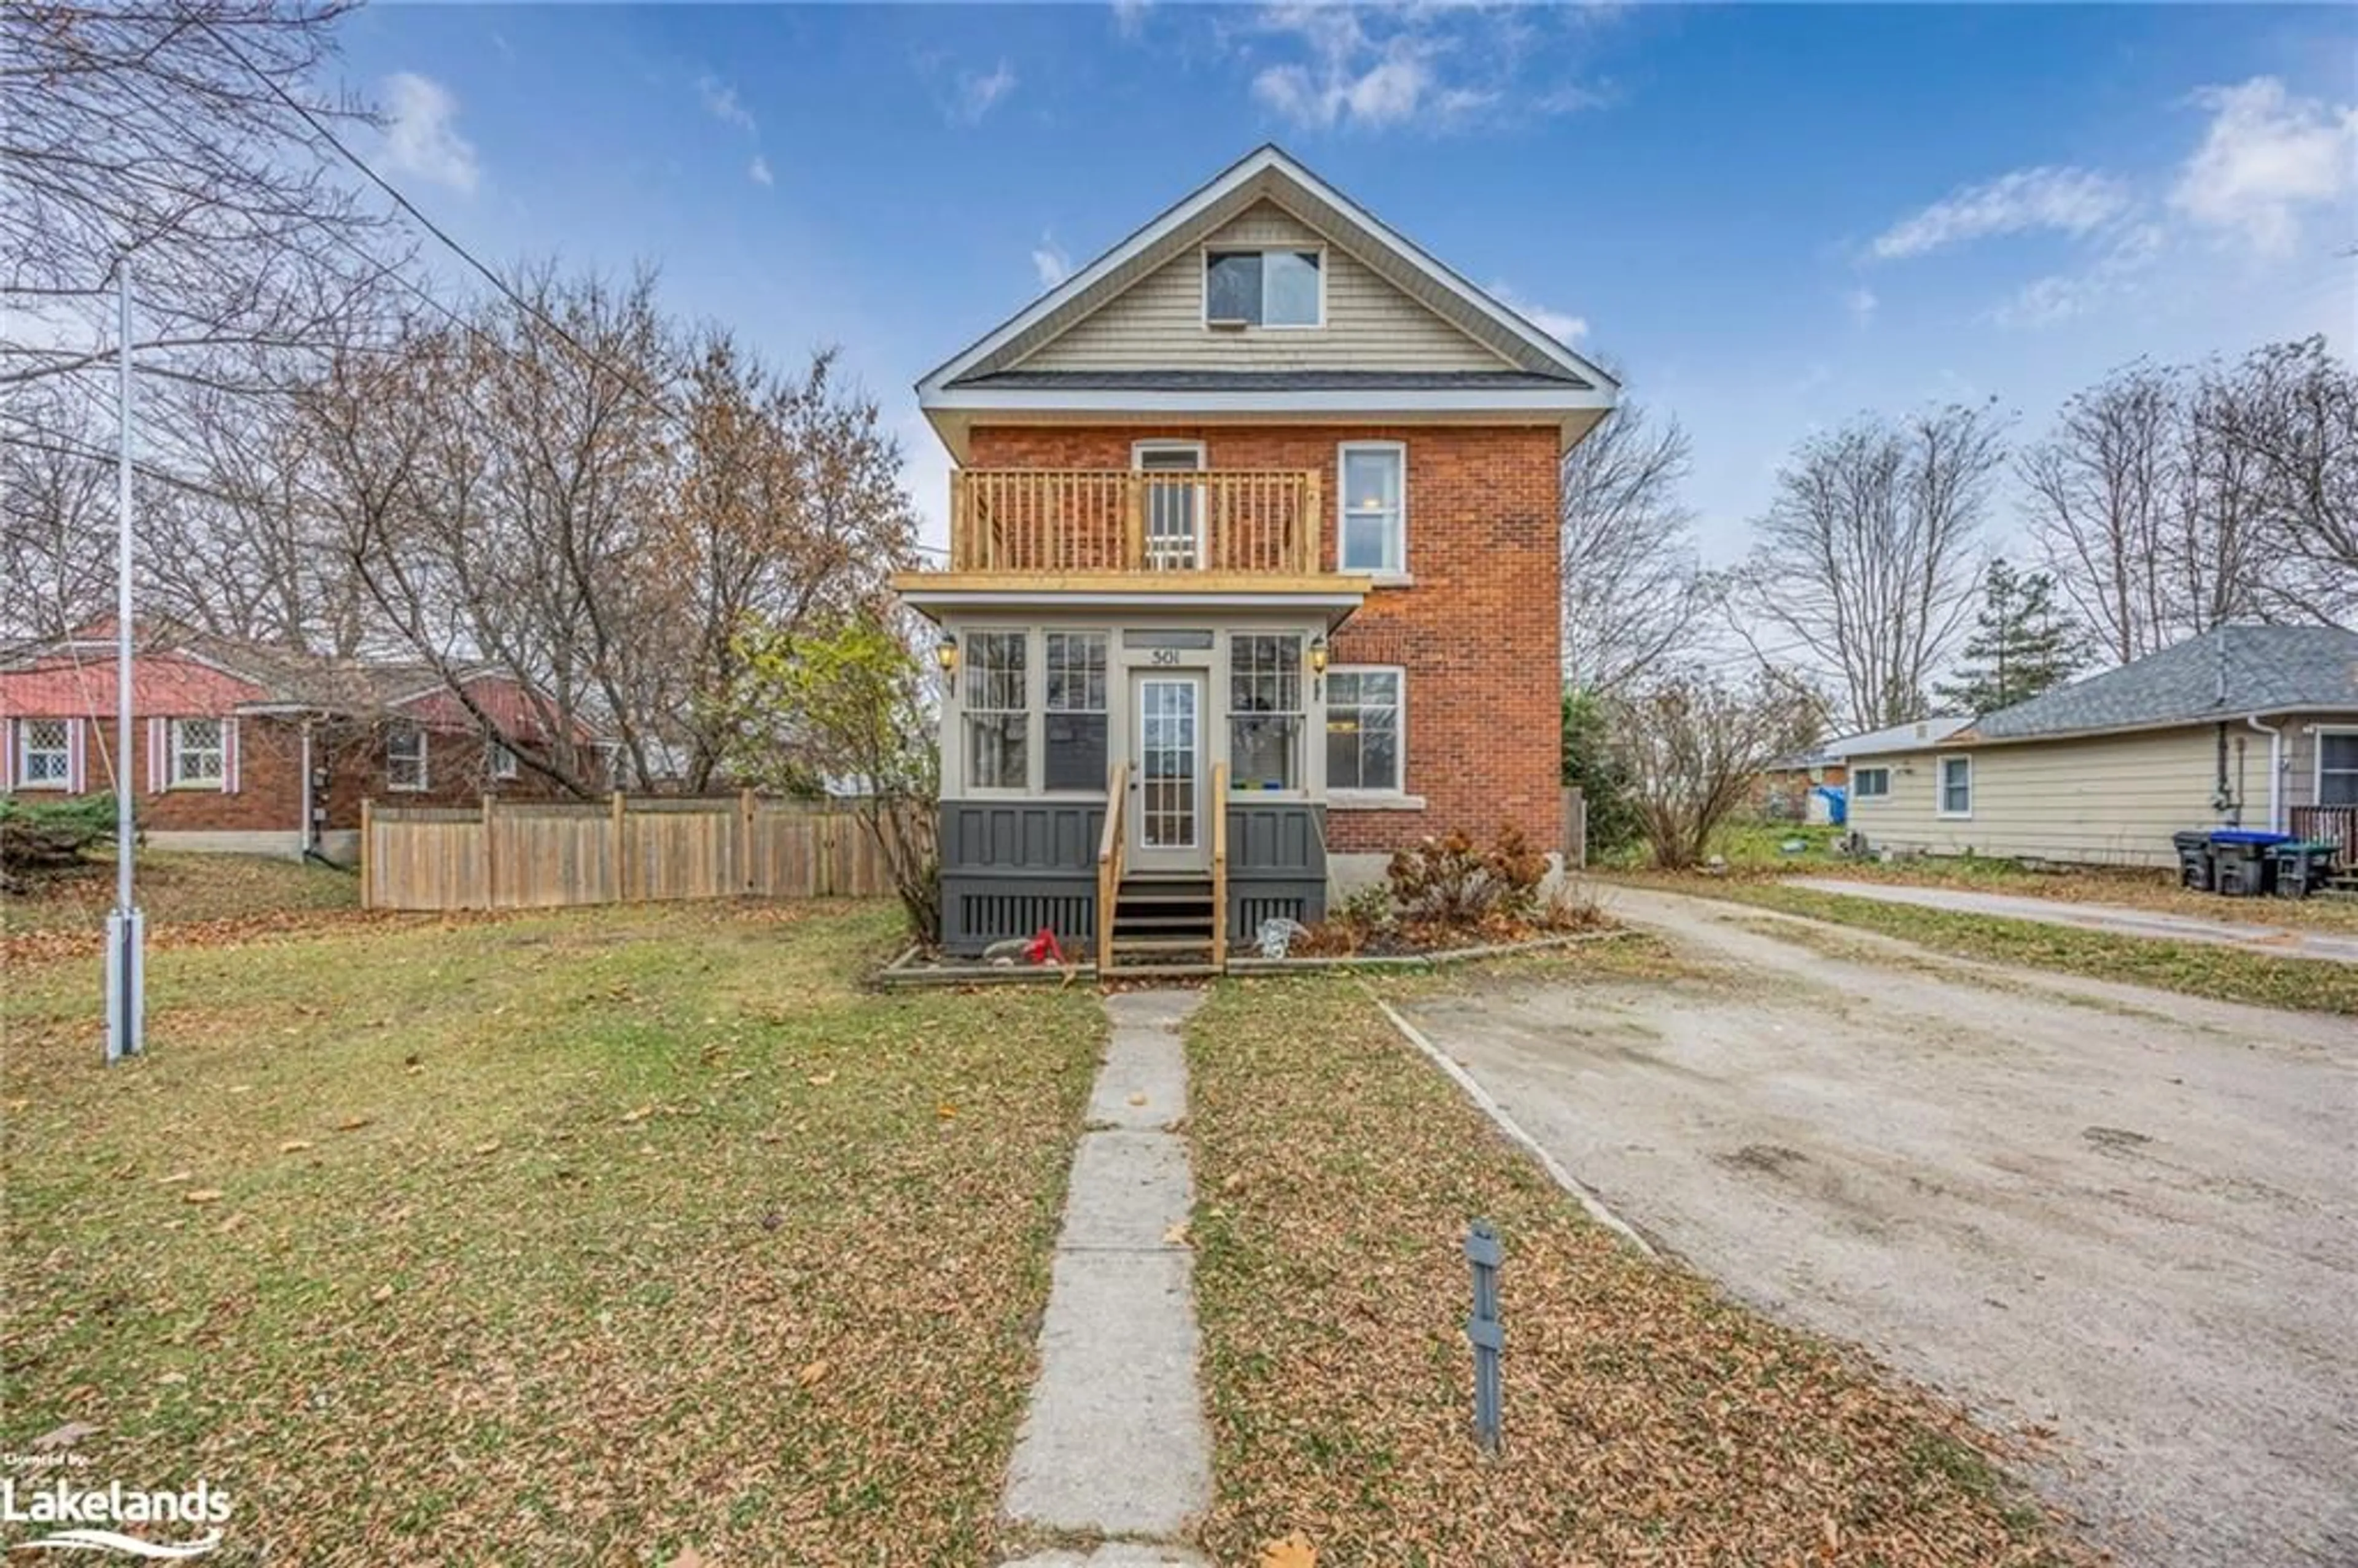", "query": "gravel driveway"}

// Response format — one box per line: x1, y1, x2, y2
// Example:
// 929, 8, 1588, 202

1399, 884, 2357, 1568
